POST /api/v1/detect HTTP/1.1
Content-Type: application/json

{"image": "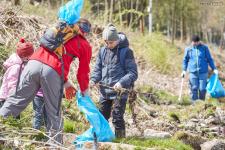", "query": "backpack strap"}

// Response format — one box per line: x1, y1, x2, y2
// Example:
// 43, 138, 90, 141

63, 45, 77, 60
65, 51, 77, 60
